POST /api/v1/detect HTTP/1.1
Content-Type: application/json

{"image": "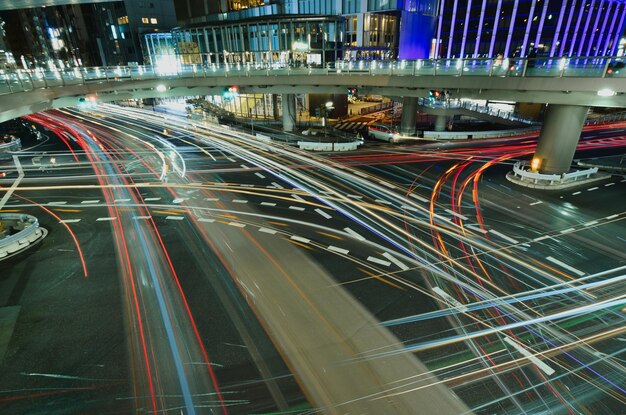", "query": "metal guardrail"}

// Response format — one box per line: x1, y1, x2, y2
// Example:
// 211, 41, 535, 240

585, 111, 626, 125
0, 55, 624, 96
511, 161, 598, 185
0, 213, 45, 258
360, 101, 393, 115
423, 127, 540, 140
